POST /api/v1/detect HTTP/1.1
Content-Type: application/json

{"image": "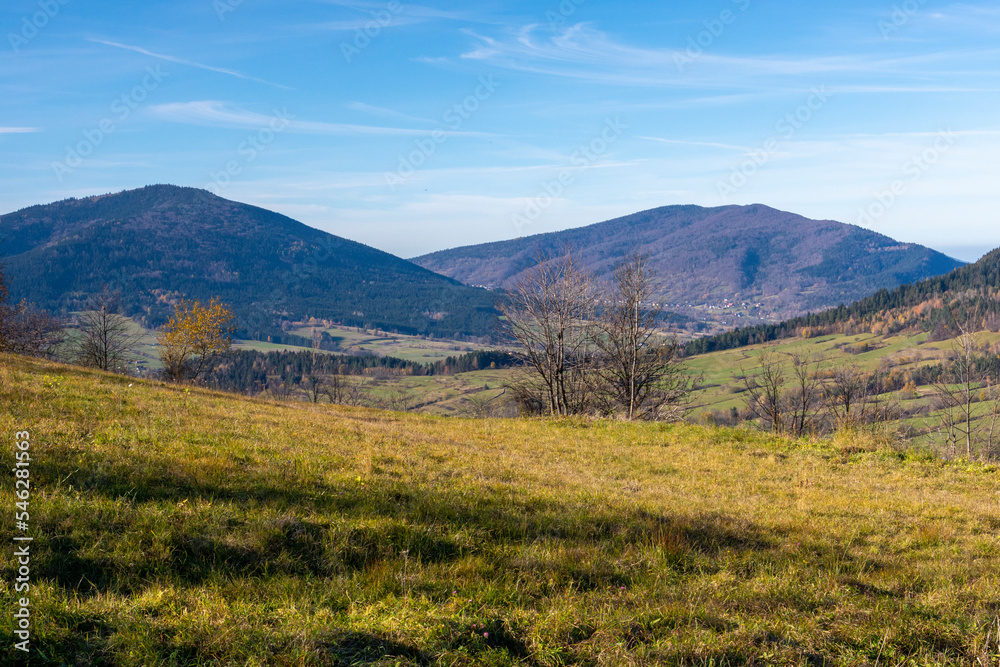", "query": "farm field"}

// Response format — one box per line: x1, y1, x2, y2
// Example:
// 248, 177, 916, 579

365, 368, 513, 415
61, 314, 1000, 449
684, 331, 973, 414
680, 330, 1000, 449
289, 324, 495, 364
61, 319, 494, 372
366, 330, 993, 424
